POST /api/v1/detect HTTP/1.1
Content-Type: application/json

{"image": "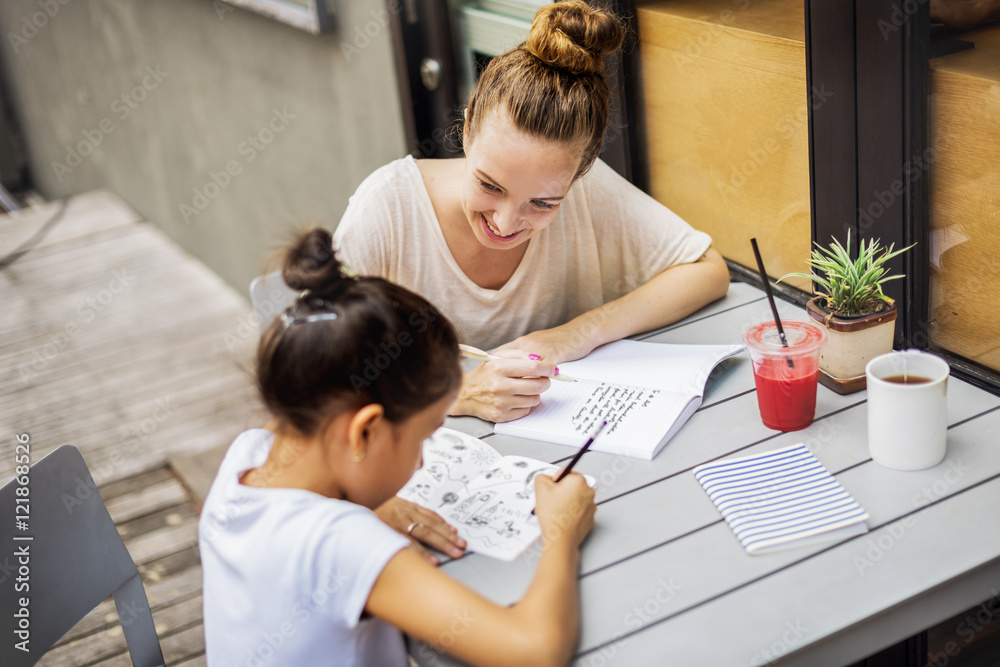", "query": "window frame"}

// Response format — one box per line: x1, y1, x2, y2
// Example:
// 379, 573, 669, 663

803, 0, 999, 395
